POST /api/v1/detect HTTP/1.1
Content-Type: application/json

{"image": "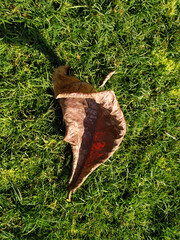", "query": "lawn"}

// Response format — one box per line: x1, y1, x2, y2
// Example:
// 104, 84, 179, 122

0, 0, 179, 239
